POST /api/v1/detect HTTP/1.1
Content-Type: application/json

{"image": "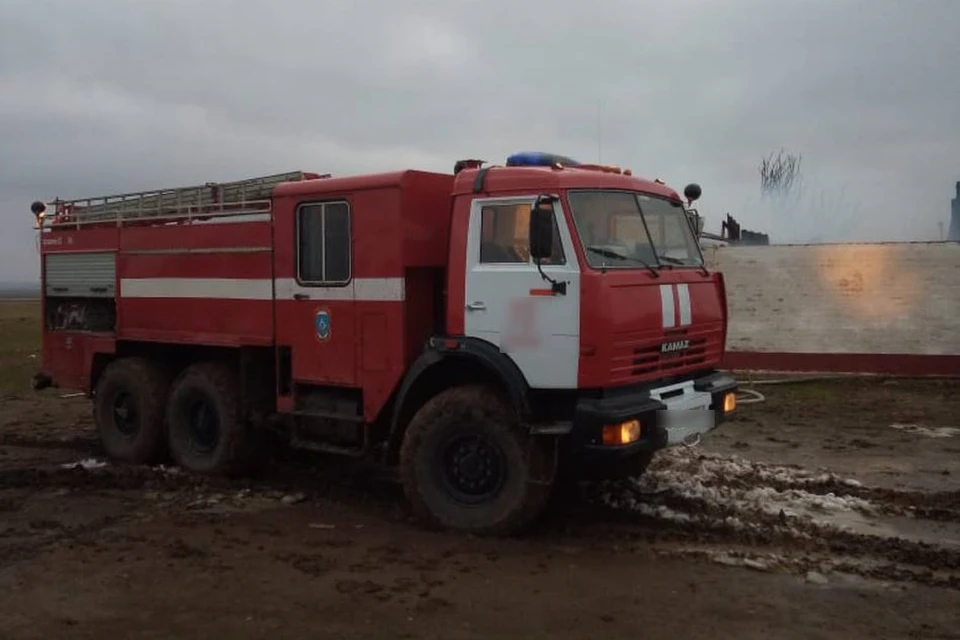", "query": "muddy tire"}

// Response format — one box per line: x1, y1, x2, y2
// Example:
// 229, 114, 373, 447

93, 357, 171, 465
166, 362, 255, 476
399, 384, 556, 536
